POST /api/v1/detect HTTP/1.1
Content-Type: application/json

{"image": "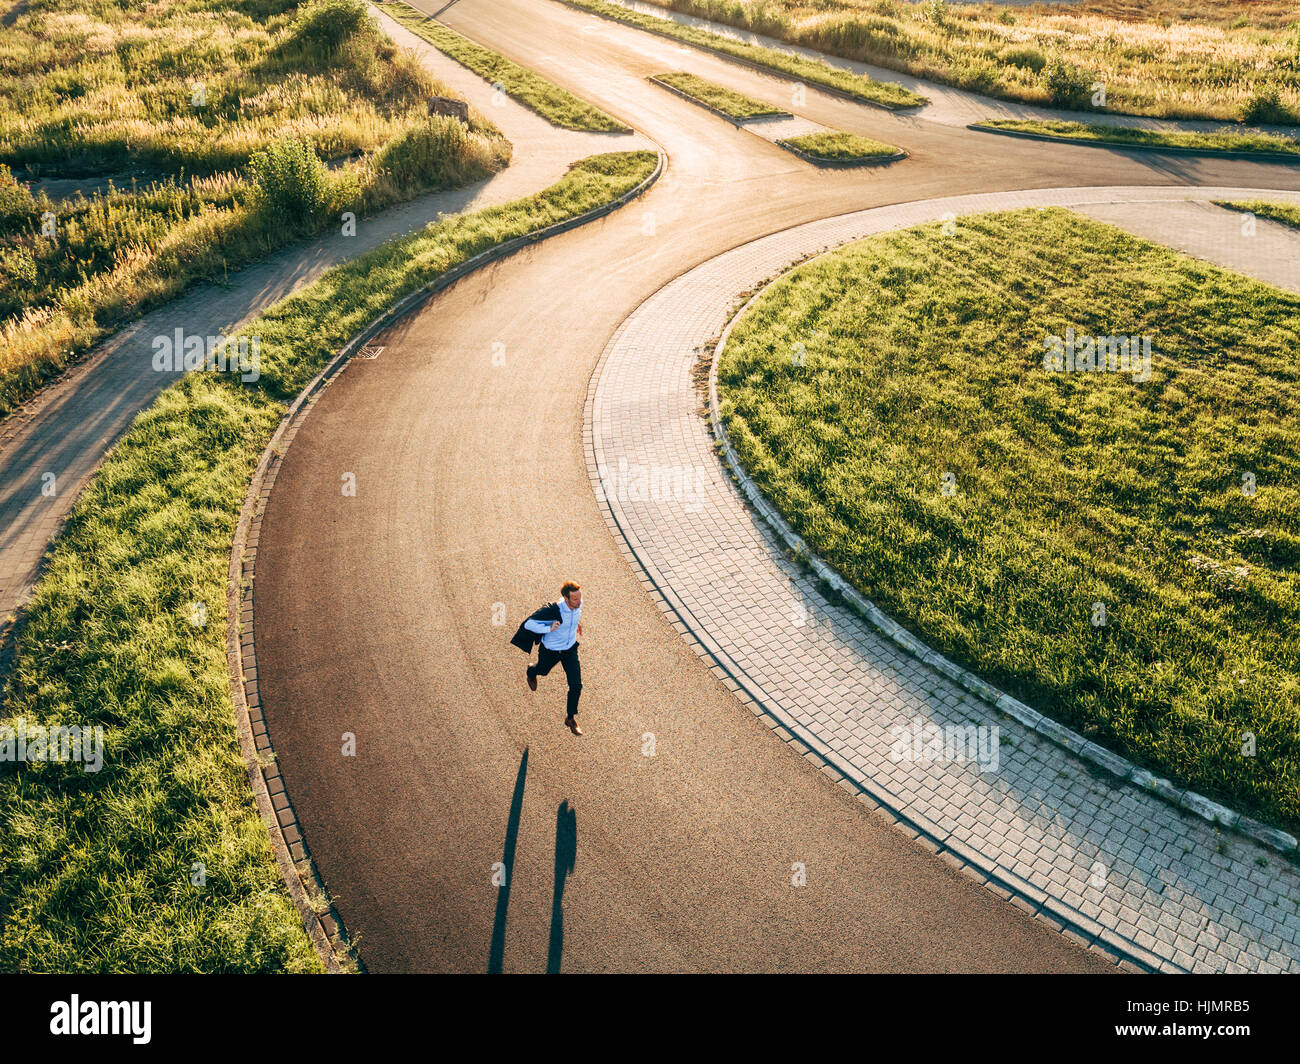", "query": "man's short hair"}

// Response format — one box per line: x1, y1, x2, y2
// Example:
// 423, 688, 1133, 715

561, 581, 581, 598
